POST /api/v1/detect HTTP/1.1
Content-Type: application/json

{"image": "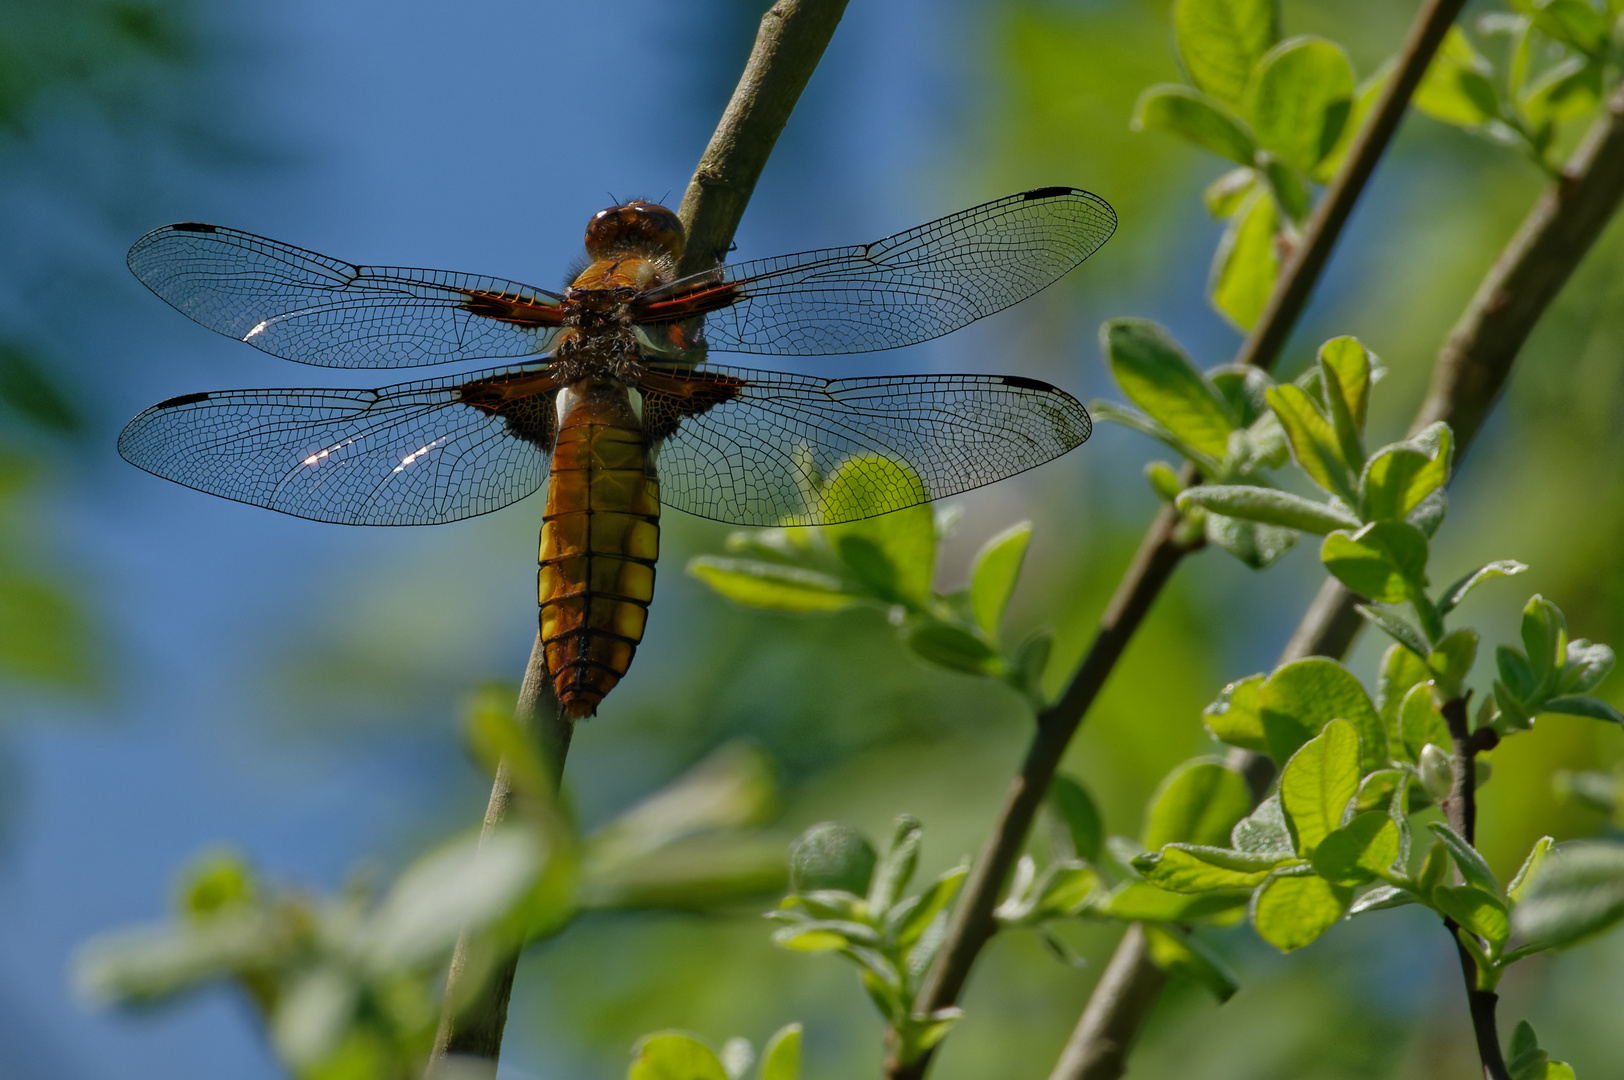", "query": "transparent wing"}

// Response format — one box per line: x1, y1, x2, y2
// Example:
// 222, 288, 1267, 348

637, 362, 1091, 526
117, 364, 564, 525
128, 224, 566, 368
631, 188, 1115, 356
